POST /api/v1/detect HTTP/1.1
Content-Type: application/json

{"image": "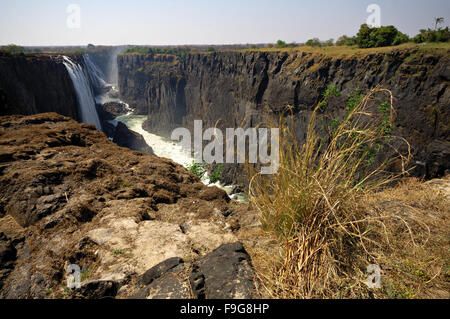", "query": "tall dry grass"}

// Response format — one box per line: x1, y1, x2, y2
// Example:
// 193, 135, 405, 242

247, 88, 412, 298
